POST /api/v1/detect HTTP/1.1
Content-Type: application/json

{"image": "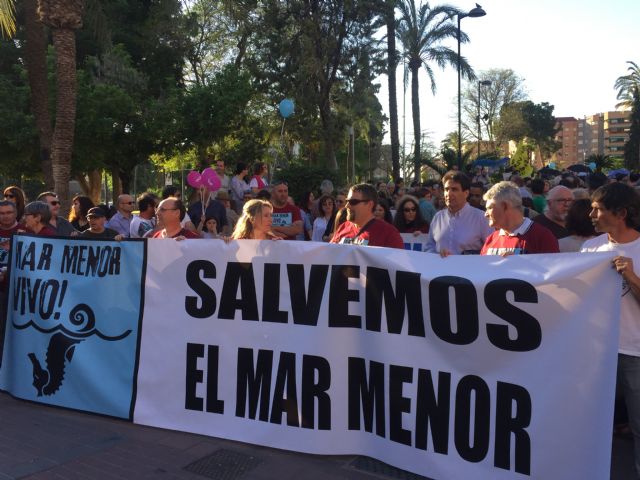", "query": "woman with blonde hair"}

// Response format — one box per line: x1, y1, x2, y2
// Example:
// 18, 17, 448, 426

231, 199, 280, 240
